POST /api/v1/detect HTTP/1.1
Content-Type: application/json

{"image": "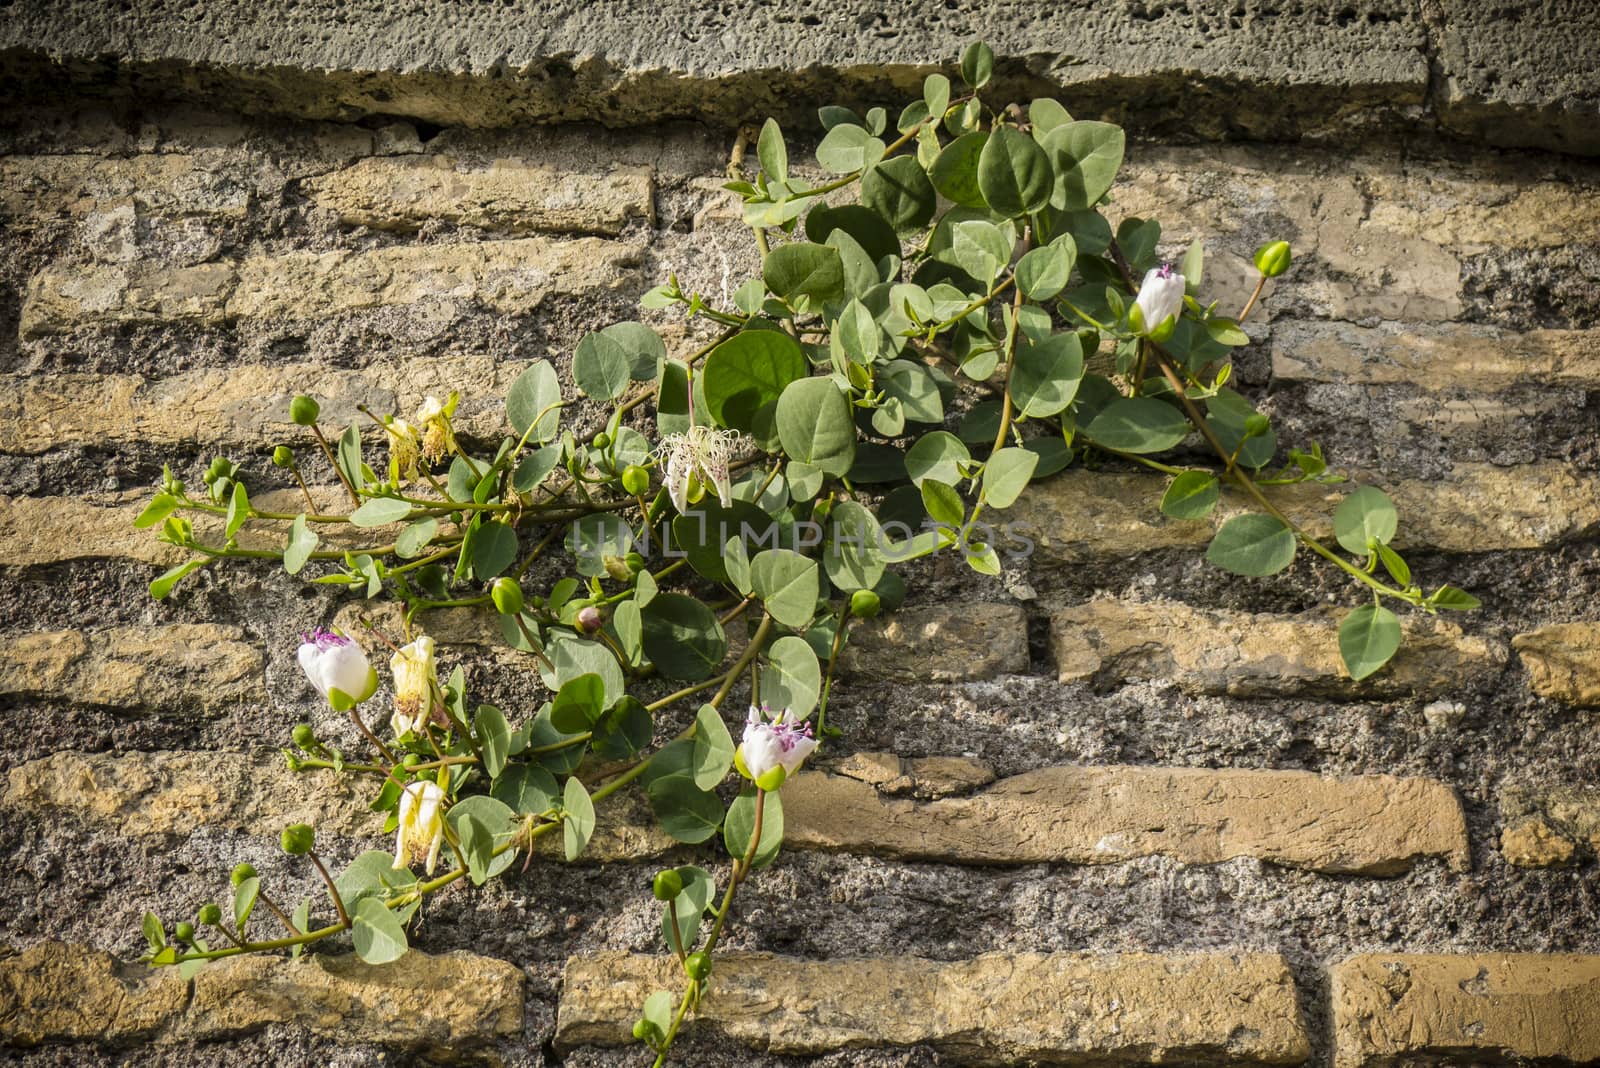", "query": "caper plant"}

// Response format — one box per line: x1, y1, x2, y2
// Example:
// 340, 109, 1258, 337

131, 41, 1477, 1065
